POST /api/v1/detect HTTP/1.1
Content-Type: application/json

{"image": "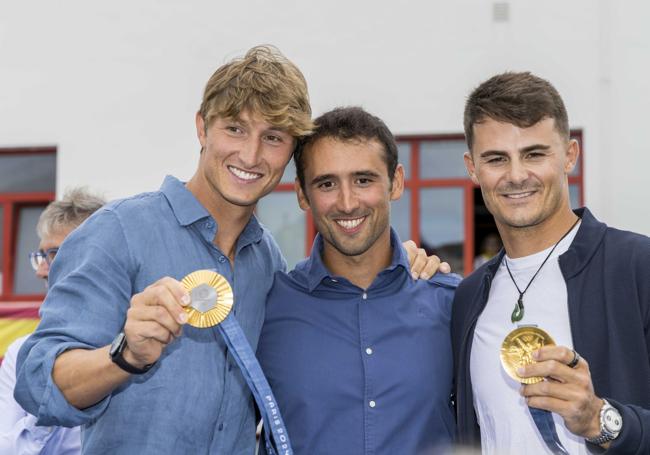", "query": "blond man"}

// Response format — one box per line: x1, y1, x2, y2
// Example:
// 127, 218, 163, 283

15, 46, 312, 455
